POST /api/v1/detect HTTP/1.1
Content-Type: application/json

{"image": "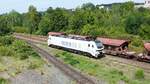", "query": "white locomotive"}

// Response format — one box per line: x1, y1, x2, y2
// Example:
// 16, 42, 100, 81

47, 32, 104, 58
